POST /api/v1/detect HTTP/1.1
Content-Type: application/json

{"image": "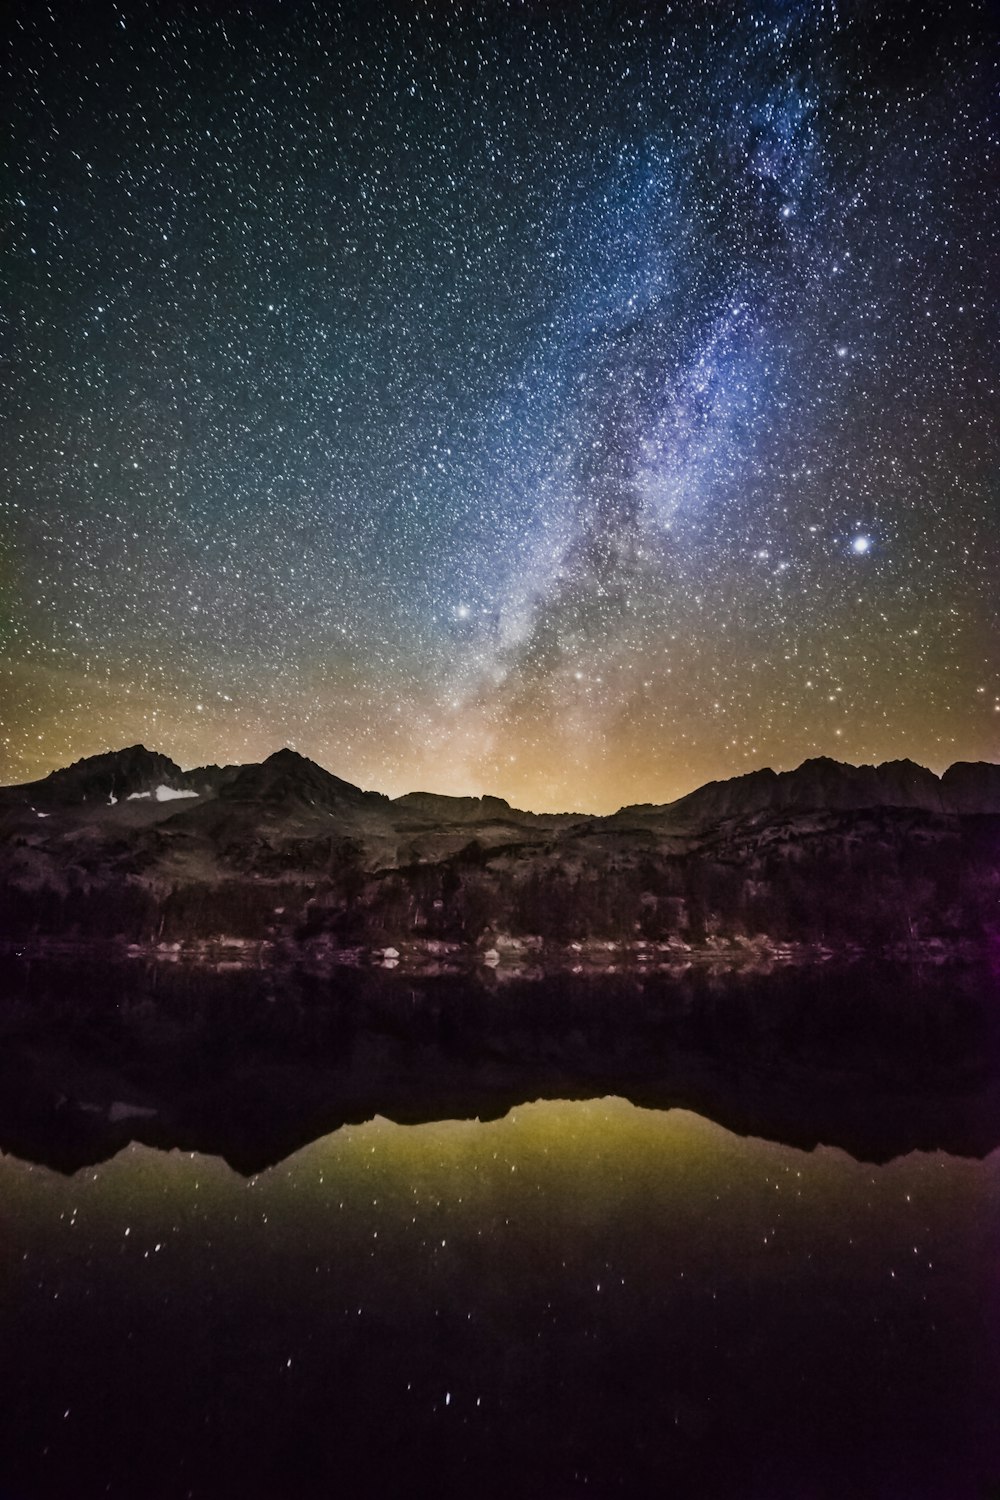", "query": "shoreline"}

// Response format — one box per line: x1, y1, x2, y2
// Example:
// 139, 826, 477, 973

0, 931, 987, 975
